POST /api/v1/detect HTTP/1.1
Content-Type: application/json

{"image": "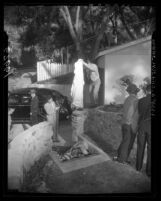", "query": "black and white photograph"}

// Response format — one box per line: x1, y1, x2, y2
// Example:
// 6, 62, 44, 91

4, 4, 156, 195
